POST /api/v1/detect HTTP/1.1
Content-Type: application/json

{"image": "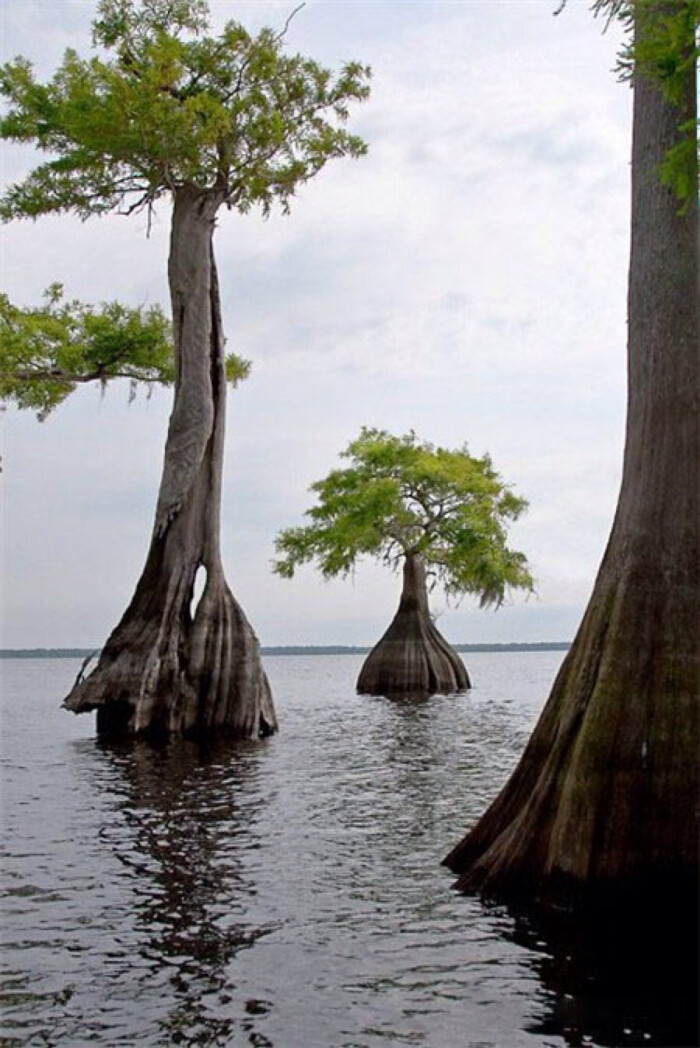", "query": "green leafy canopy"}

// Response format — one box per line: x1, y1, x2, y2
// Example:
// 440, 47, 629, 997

0, 285, 250, 419
0, 0, 365, 416
558, 0, 699, 205
274, 428, 535, 609
614, 0, 699, 205
0, 0, 371, 221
